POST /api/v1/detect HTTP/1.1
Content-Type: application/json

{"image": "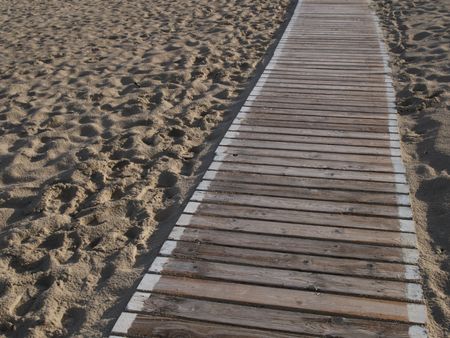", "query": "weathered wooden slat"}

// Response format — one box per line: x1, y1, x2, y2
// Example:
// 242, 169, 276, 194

249, 93, 393, 105
197, 179, 409, 205
228, 124, 399, 140
226, 129, 397, 148
203, 169, 409, 195
191, 190, 411, 219
220, 139, 397, 157
237, 112, 393, 126
245, 101, 394, 116
137, 274, 426, 323
169, 227, 418, 263
113, 313, 301, 338
177, 213, 416, 247
215, 152, 400, 173
246, 94, 393, 107
210, 161, 406, 185
126, 293, 418, 338
149, 257, 422, 301
159, 240, 420, 281
187, 202, 415, 232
